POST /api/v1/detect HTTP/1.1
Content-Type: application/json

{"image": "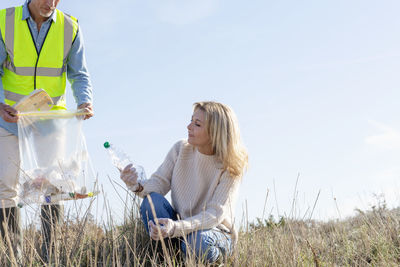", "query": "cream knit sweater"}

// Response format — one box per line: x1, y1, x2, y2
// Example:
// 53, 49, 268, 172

136, 140, 241, 242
